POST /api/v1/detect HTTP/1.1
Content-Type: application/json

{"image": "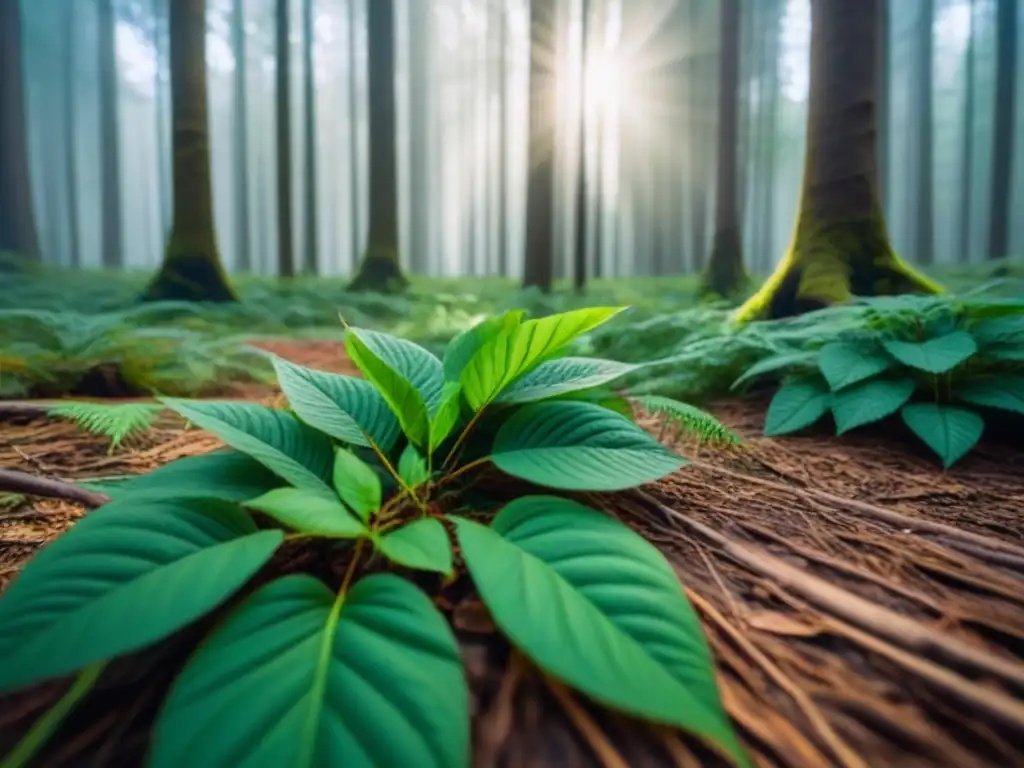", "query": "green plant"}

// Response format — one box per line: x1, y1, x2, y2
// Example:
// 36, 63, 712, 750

737, 295, 1024, 467
48, 402, 165, 450
0, 307, 747, 768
